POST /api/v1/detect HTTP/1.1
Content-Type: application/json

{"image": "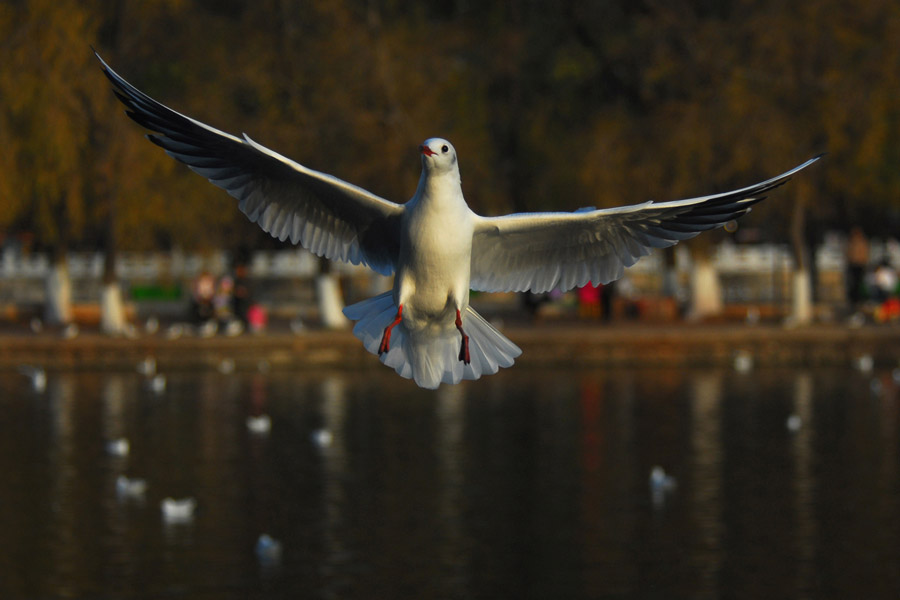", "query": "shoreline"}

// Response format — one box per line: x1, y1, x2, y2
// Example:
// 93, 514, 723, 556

1, 322, 898, 372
